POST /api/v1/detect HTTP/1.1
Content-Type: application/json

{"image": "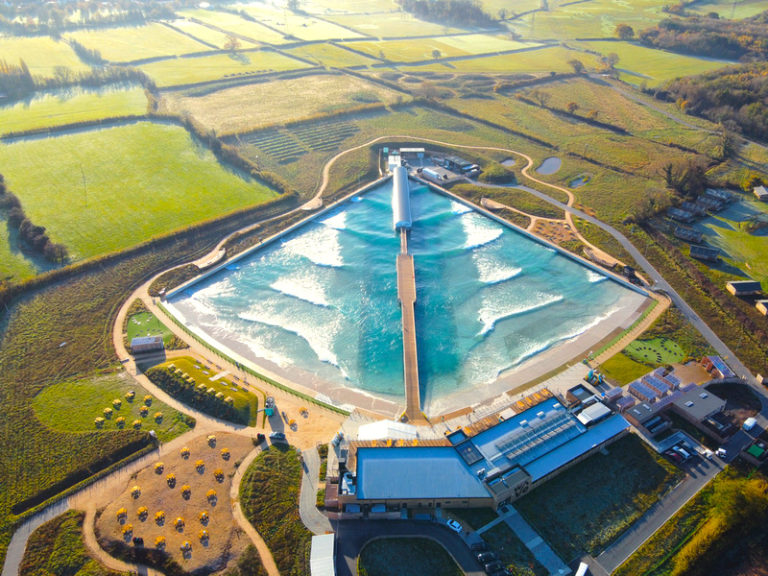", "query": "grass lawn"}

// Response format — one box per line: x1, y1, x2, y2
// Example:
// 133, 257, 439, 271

357, 538, 463, 576
165, 18, 240, 49
32, 373, 195, 443
283, 43, 378, 68
0, 86, 148, 137
177, 9, 286, 45
164, 73, 407, 135
125, 310, 177, 348
20, 510, 127, 576
515, 434, 683, 561
624, 337, 685, 365
436, 34, 537, 55
600, 353, 654, 385
687, 0, 768, 19
151, 356, 260, 426
0, 223, 40, 281
574, 41, 730, 86
326, 12, 463, 37
0, 121, 277, 261
240, 445, 313, 576
410, 47, 598, 73
0, 36, 90, 78
66, 23, 211, 63
140, 50, 308, 87
484, 524, 548, 576
234, 3, 364, 41
344, 38, 470, 61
